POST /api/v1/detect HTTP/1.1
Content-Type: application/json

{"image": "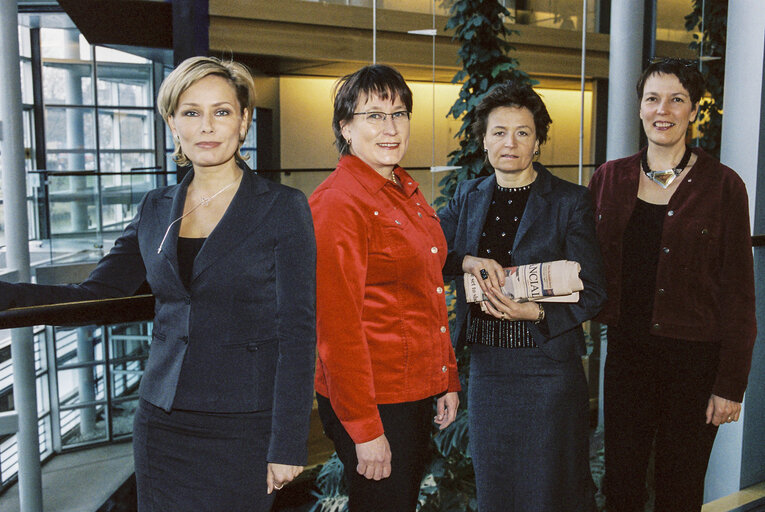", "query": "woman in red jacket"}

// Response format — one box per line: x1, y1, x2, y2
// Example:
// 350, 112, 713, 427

589, 58, 756, 512
309, 64, 460, 512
